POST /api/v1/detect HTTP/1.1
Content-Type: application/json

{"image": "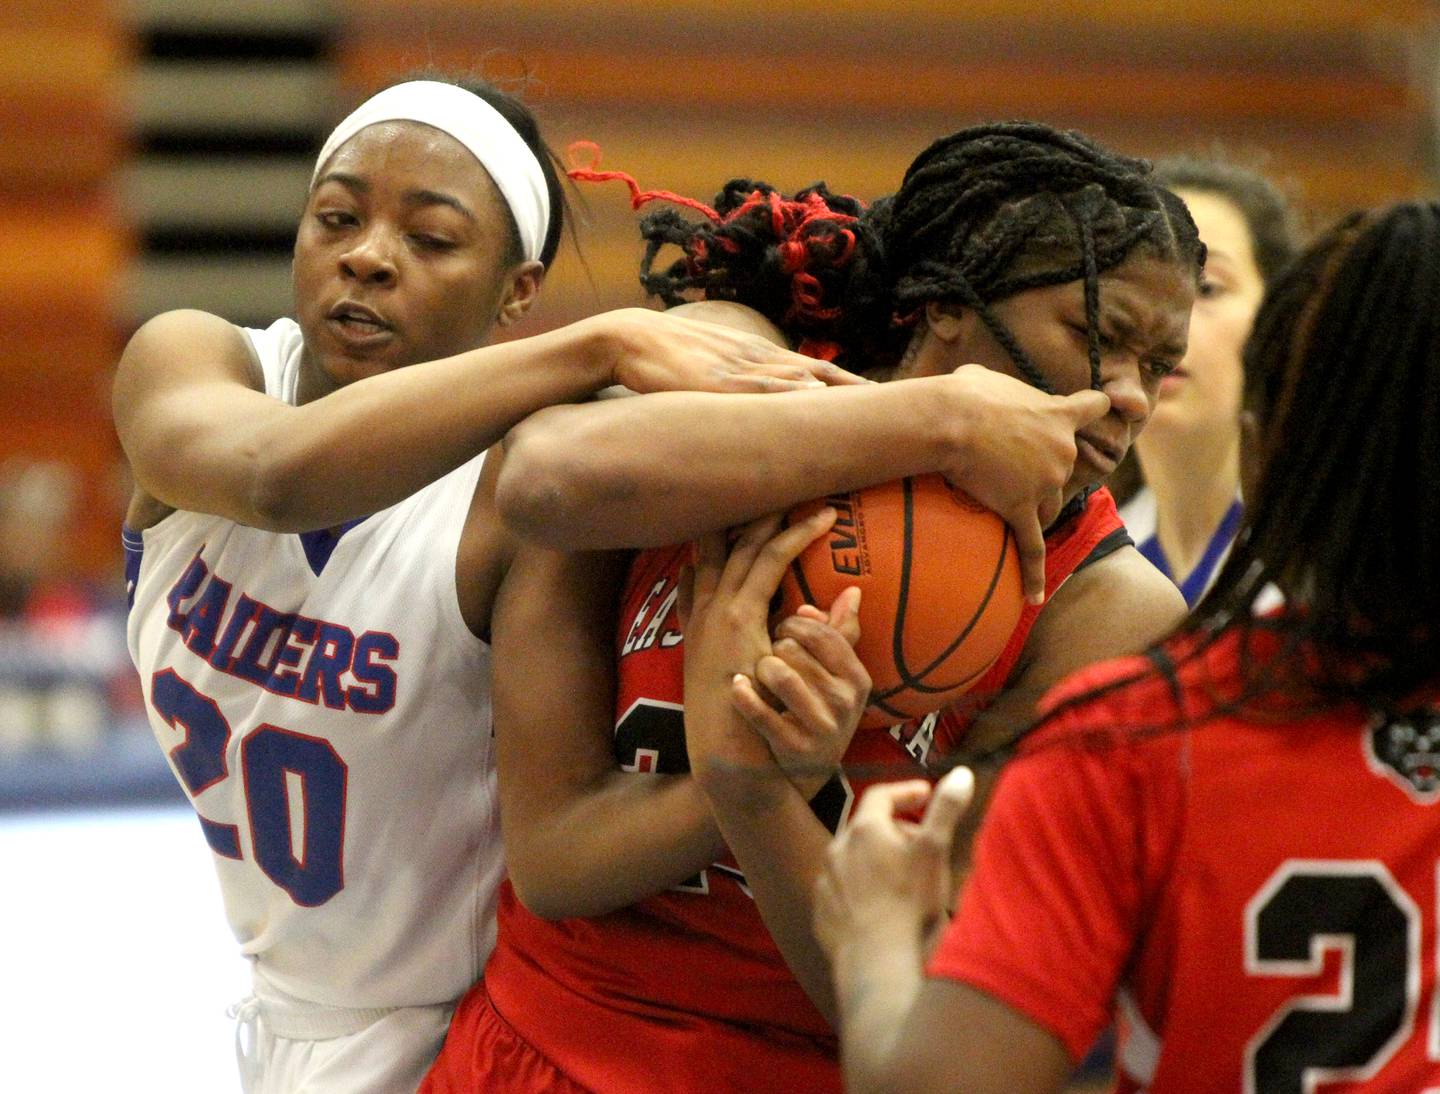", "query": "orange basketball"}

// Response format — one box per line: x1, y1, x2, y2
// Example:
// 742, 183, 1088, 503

777, 473, 1023, 730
